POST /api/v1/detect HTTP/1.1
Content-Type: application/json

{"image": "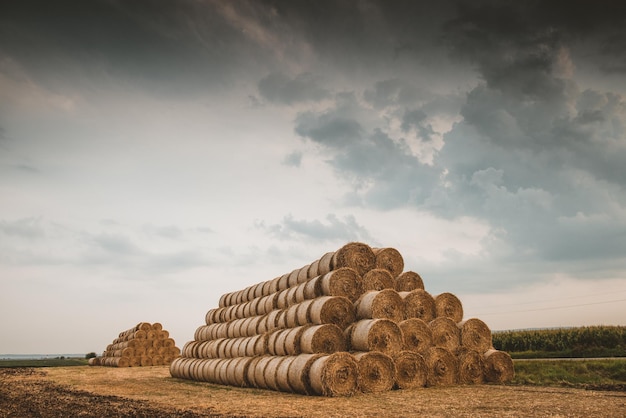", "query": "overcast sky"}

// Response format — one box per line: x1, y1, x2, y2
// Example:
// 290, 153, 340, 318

1, 0, 625, 354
